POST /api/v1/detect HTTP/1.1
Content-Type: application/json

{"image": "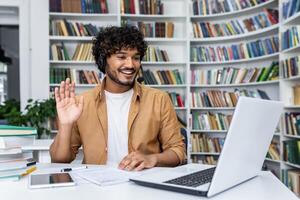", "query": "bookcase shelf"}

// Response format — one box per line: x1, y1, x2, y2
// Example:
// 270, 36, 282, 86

190, 0, 277, 20
49, 12, 118, 18
49, 36, 94, 41
282, 75, 300, 81
190, 24, 279, 43
144, 38, 187, 42
121, 14, 186, 19
141, 61, 186, 65
190, 80, 279, 88
265, 158, 281, 164
49, 60, 95, 64
50, 84, 97, 87
283, 134, 300, 139
190, 53, 280, 65
281, 44, 300, 54
284, 161, 300, 169
145, 84, 187, 88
